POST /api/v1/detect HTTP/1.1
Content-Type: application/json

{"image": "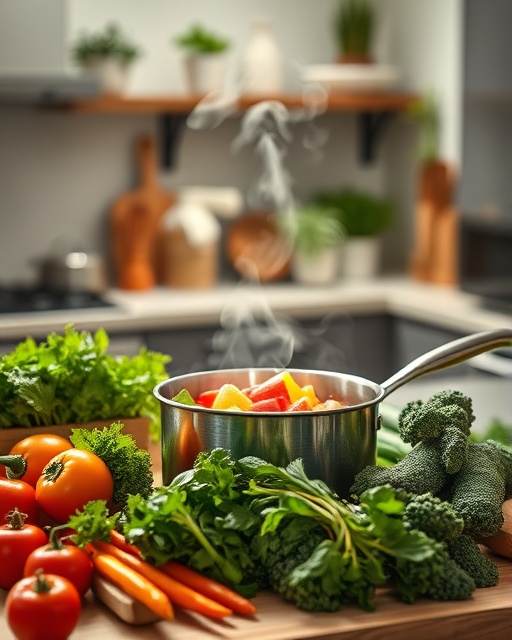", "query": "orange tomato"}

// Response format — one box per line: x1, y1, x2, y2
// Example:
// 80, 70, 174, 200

4, 434, 73, 487
35, 449, 114, 523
